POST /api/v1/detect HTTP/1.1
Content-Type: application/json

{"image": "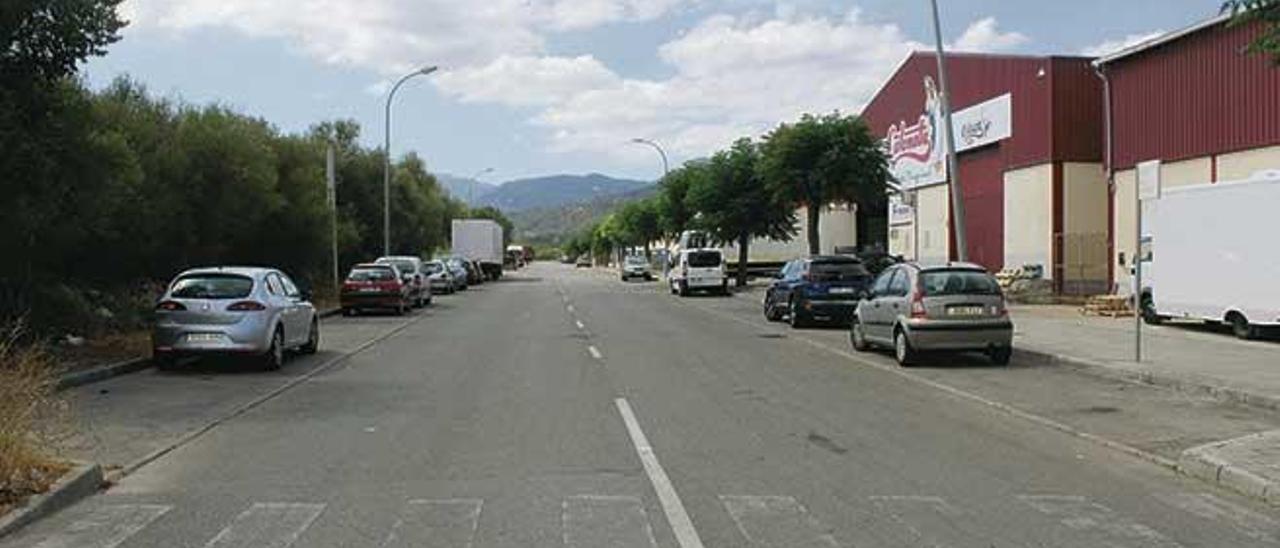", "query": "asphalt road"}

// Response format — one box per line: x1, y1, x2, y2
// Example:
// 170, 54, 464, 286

5, 263, 1280, 547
